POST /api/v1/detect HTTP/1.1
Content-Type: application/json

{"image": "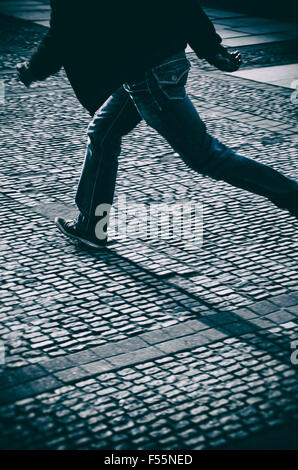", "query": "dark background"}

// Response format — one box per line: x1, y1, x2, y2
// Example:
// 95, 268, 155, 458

202, 1, 298, 21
